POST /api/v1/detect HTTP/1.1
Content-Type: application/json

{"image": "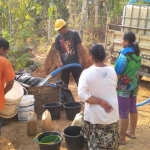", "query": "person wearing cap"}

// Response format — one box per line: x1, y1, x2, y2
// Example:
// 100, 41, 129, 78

54, 19, 86, 86
0, 38, 15, 111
